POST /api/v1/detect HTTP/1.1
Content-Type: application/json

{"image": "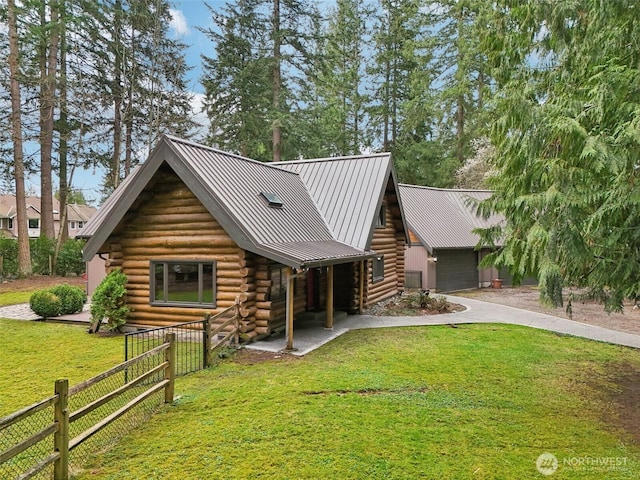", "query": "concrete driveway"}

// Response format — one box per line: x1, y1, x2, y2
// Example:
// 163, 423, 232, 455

246, 294, 640, 356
